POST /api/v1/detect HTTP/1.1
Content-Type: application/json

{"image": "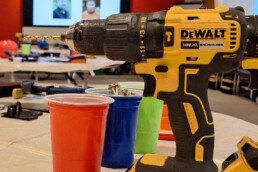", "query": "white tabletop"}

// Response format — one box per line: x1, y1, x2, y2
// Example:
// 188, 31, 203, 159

0, 56, 125, 73
0, 109, 257, 172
